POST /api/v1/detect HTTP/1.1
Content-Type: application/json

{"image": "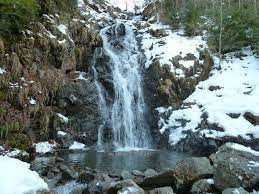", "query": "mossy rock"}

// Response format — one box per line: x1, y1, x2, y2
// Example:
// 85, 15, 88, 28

7, 133, 31, 151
